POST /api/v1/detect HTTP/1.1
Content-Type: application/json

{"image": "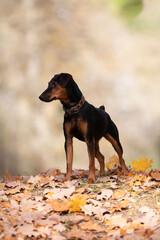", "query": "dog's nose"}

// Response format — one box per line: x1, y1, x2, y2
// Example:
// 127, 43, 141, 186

39, 95, 43, 101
